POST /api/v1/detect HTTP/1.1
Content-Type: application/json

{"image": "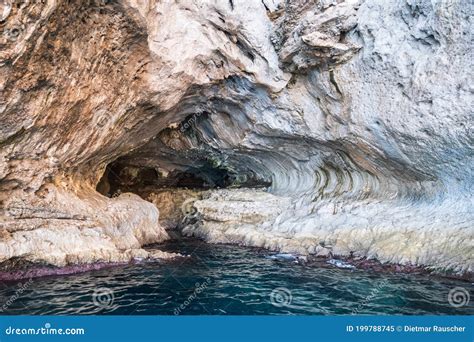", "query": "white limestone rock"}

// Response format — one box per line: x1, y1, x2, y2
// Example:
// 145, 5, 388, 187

0, 0, 472, 275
